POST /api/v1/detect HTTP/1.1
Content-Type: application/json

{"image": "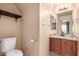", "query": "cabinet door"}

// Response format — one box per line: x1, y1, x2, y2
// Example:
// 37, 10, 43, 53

62, 39, 77, 56
50, 38, 62, 55
72, 41, 77, 56
50, 38, 56, 53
